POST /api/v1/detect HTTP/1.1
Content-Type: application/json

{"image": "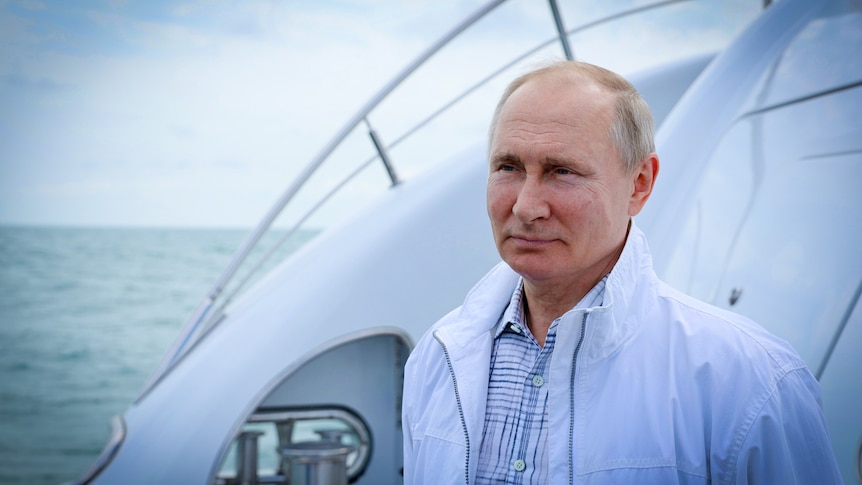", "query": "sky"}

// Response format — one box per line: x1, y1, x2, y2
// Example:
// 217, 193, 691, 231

0, 0, 761, 228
